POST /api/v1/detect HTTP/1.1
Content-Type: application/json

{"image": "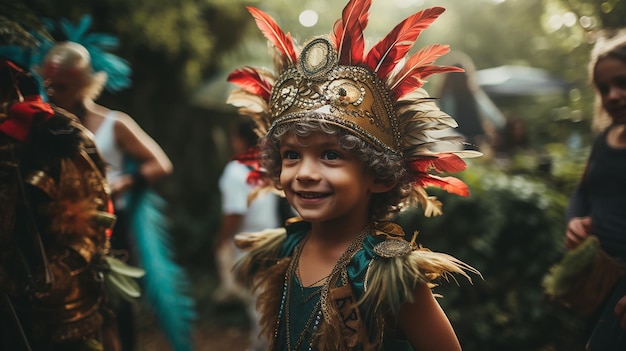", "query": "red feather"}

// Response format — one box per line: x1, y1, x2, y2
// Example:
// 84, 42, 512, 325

246, 6, 298, 66
364, 7, 445, 80
408, 153, 467, 173
416, 175, 470, 196
331, 0, 371, 65
232, 146, 260, 166
389, 44, 450, 91
393, 64, 464, 99
227, 67, 273, 101
233, 146, 264, 186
